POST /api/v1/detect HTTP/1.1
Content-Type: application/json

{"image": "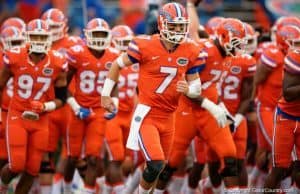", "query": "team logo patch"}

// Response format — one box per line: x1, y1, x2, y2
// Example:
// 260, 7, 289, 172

105, 62, 112, 70
43, 67, 53, 76
176, 57, 188, 66
131, 64, 139, 72
230, 66, 241, 74
135, 116, 142, 122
